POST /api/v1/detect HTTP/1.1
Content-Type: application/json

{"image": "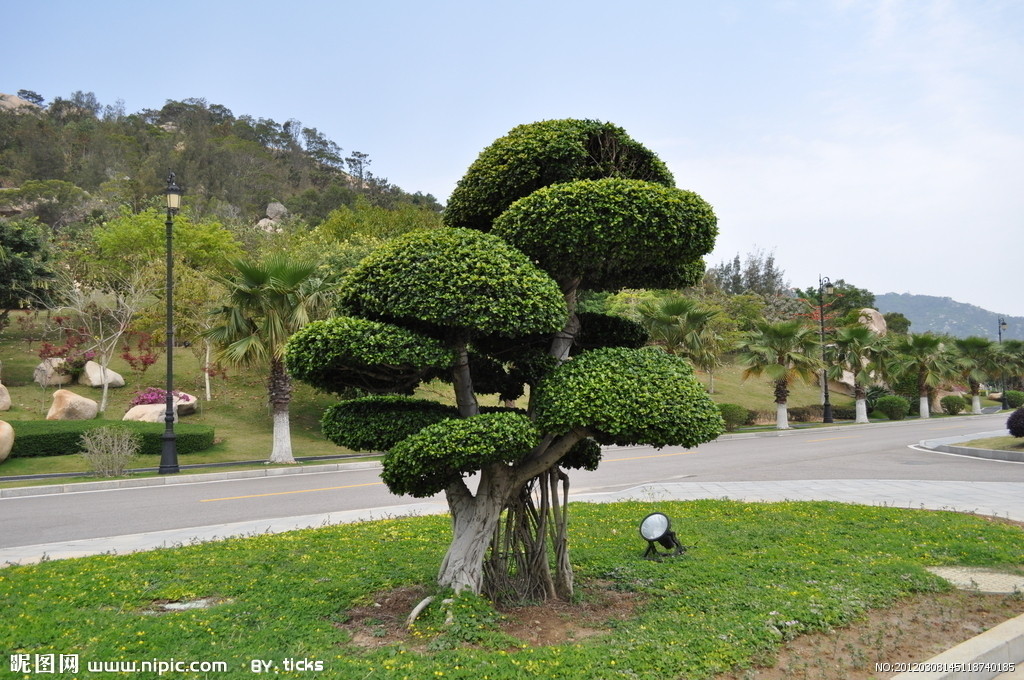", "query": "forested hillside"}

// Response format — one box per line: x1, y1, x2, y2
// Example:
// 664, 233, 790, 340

0, 89, 441, 226
876, 293, 1024, 341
